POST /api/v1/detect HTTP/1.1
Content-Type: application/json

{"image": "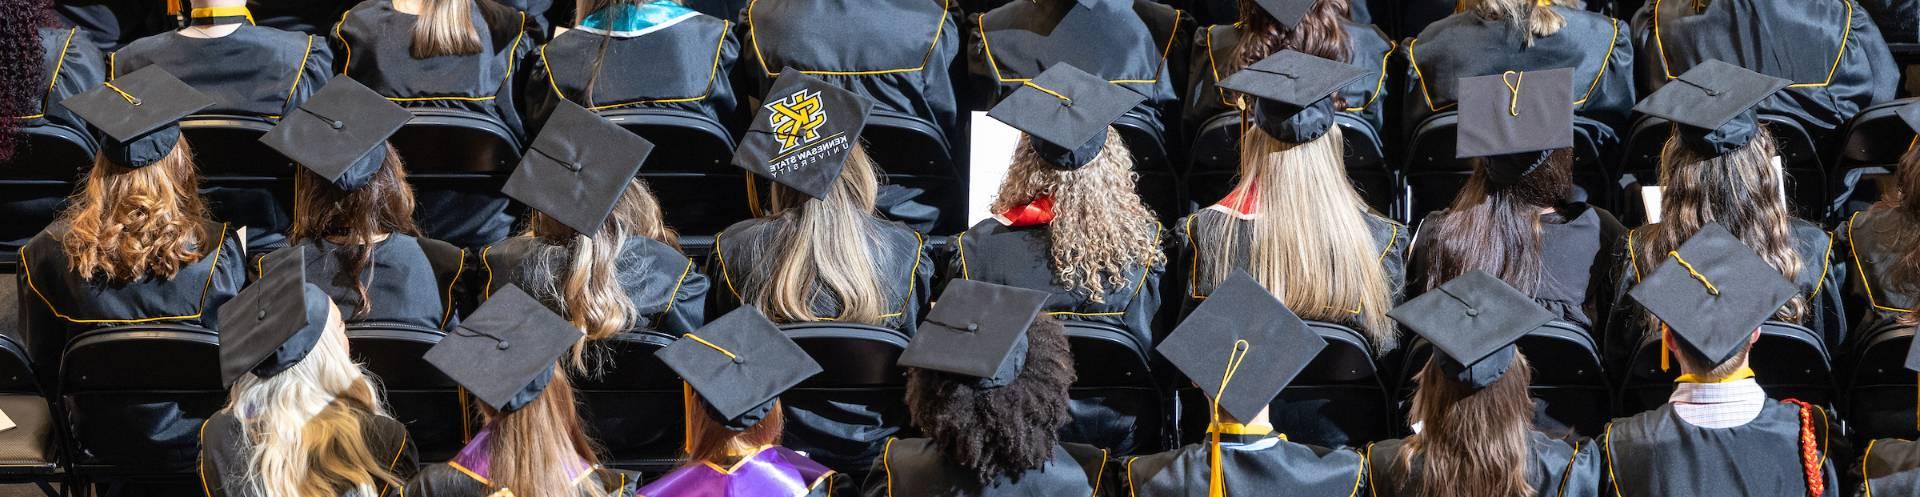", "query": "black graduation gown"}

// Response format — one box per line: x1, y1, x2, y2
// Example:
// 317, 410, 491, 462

53, 0, 173, 51
522, 12, 740, 135
946, 218, 1167, 346
1365, 431, 1602, 497
862, 438, 1107, 497
966, 0, 1192, 140
479, 235, 709, 336
1402, 7, 1635, 147
333, 0, 534, 141
247, 0, 357, 35
1410, 204, 1627, 330
25, 26, 106, 138
255, 236, 469, 331
1601, 400, 1839, 497
1857, 438, 1920, 497
1603, 219, 1845, 370
1122, 434, 1366, 497
110, 23, 334, 118
1168, 207, 1408, 344
705, 216, 932, 336
1837, 208, 1918, 338
738, 0, 961, 143
1629, 0, 1898, 135
403, 463, 640, 497
197, 410, 420, 497
1182, 22, 1394, 139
